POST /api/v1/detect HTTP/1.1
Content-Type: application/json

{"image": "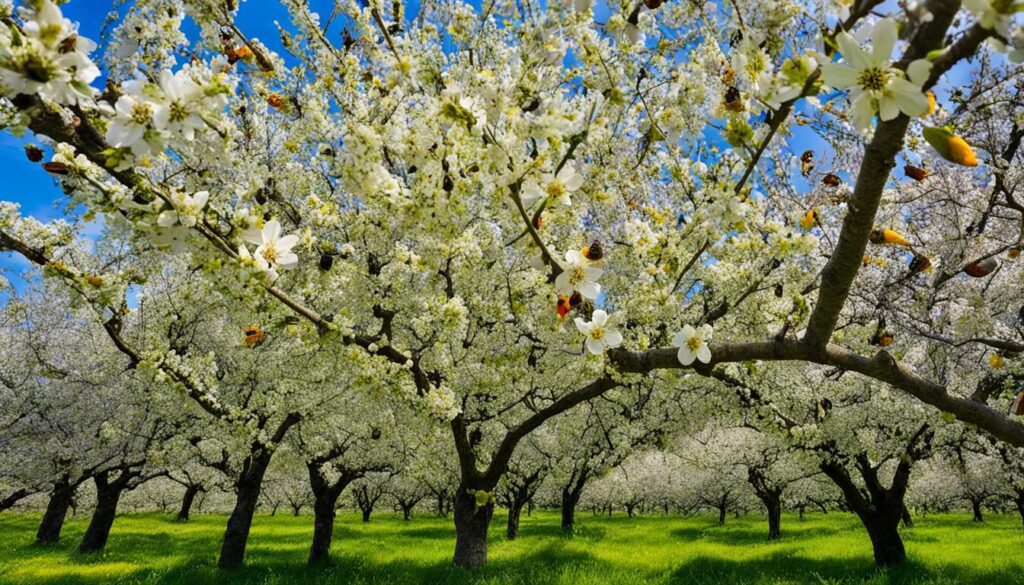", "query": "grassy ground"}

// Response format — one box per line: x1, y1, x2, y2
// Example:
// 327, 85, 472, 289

0, 510, 1022, 584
